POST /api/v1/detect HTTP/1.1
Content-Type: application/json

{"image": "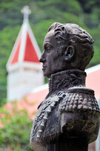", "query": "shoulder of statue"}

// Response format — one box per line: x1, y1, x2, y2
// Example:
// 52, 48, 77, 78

59, 86, 100, 115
